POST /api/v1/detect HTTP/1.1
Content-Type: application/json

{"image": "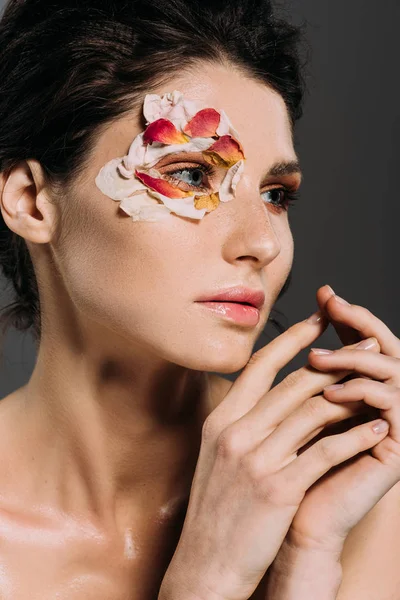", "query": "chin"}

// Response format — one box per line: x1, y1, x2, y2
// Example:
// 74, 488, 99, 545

175, 341, 254, 374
